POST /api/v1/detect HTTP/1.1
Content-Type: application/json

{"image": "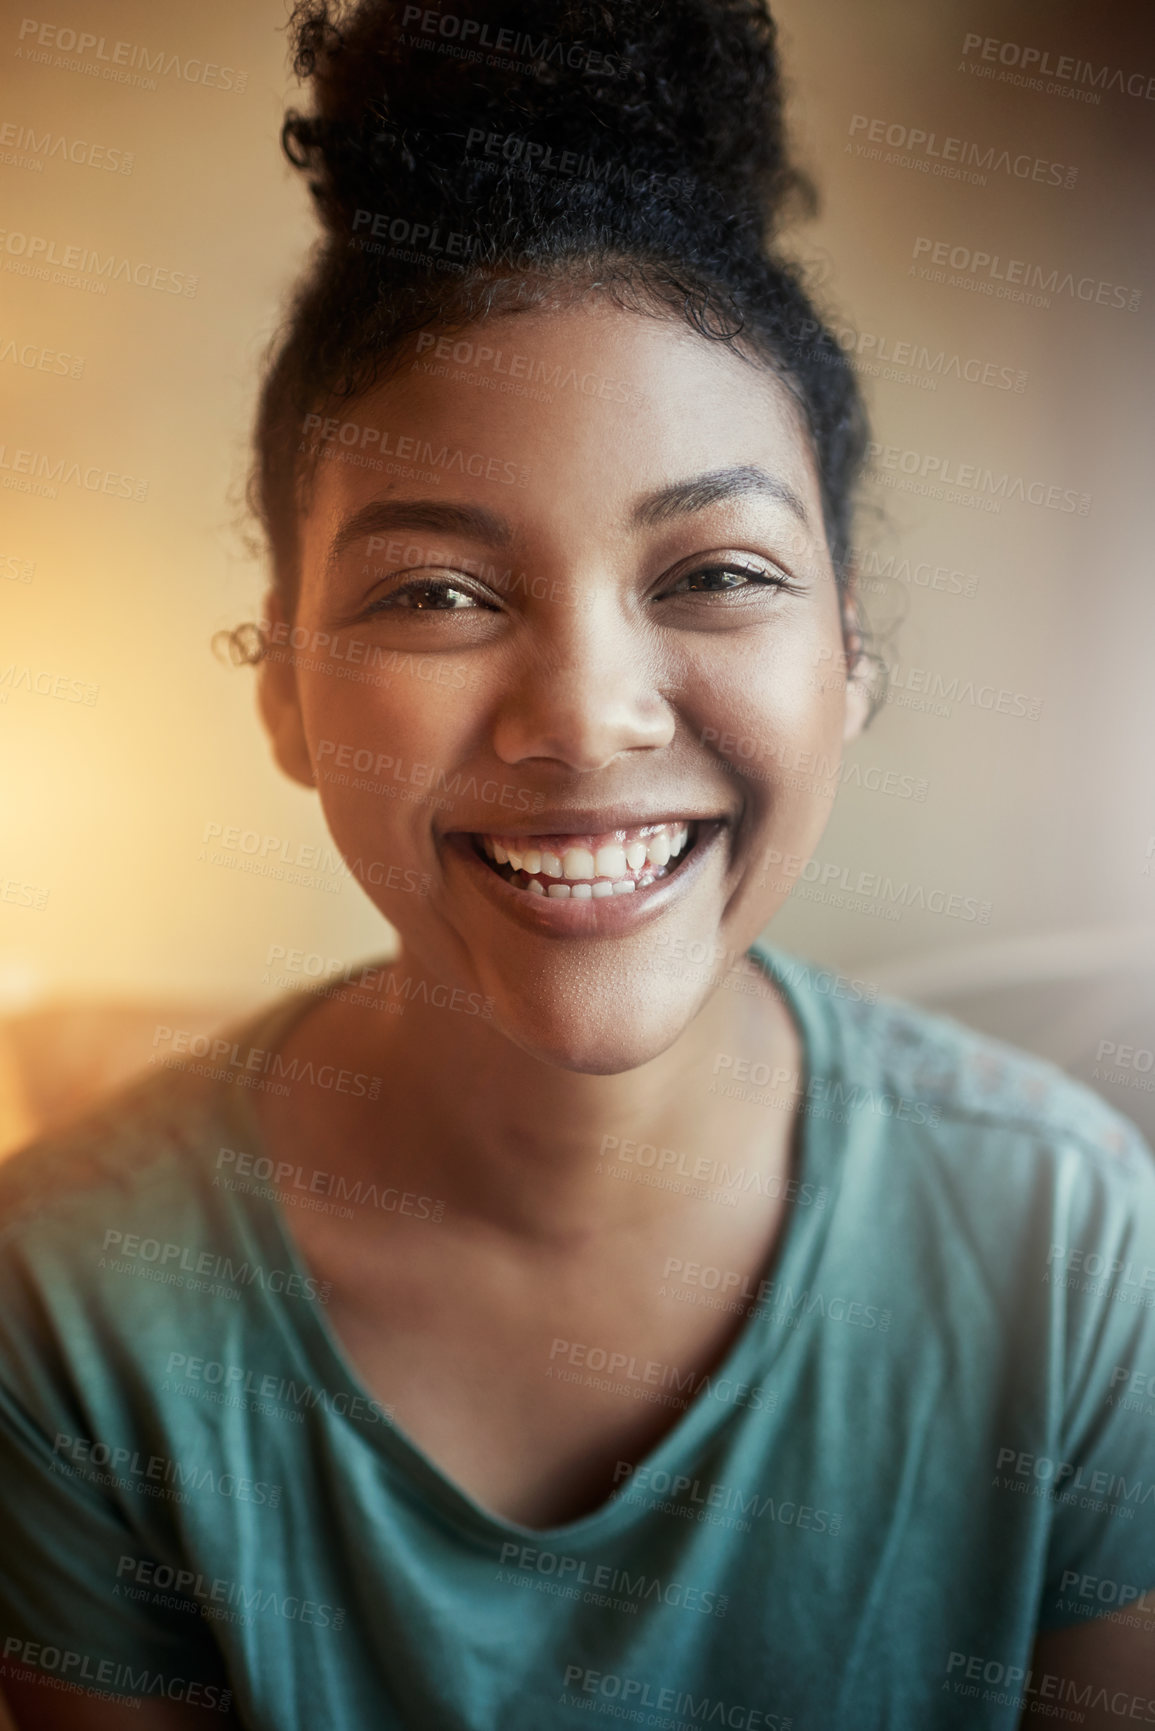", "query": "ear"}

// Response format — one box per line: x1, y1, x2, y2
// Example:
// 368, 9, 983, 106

256, 591, 316, 790
839, 579, 873, 747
